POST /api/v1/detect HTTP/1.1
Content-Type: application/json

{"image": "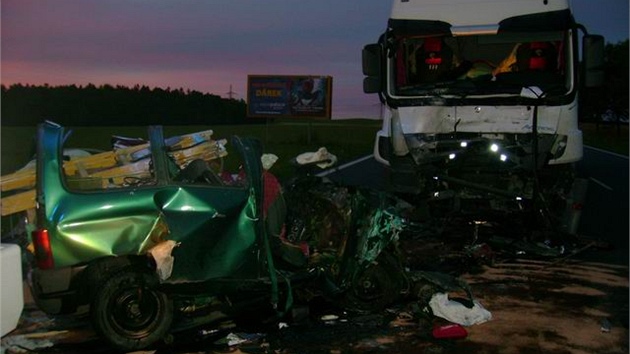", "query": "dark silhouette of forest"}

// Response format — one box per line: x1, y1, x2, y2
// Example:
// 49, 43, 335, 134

1, 84, 248, 126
